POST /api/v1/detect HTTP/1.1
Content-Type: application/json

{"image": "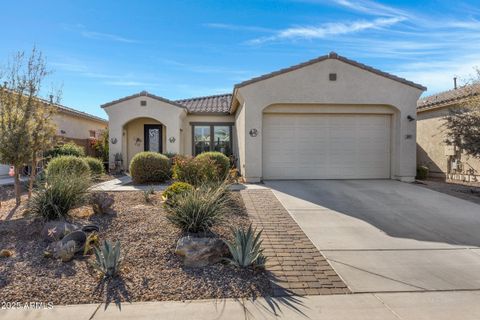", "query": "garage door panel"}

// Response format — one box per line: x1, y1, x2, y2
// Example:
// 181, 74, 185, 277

263, 113, 391, 180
